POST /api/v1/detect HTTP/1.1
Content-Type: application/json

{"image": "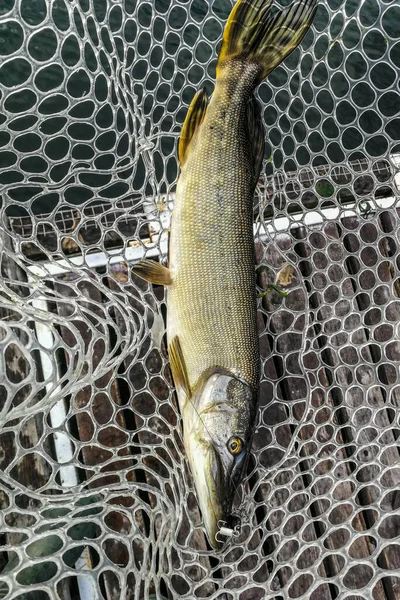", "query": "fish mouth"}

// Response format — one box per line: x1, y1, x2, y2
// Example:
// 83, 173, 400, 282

189, 443, 237, 549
